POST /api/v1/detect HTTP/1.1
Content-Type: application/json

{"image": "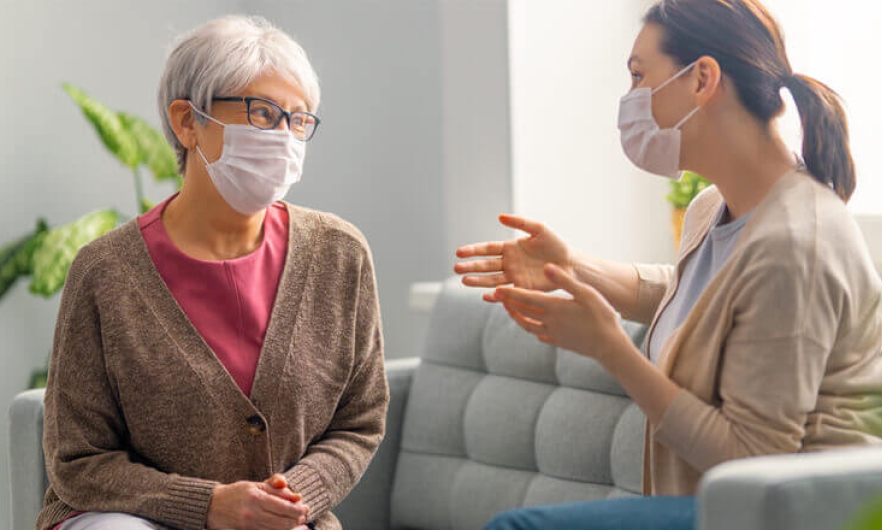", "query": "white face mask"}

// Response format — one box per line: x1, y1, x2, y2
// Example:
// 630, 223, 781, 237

189, 102, 306, 215
617, 61, 700, 179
